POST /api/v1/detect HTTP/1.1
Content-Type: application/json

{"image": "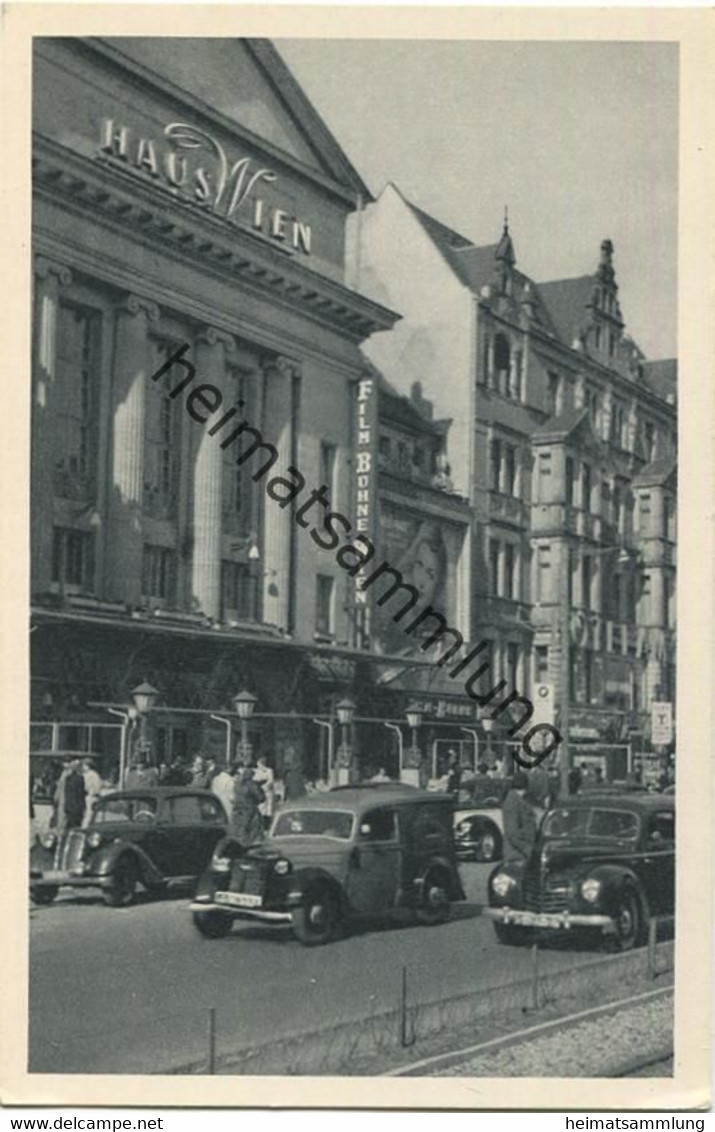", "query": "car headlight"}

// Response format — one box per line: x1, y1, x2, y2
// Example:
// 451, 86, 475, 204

580, 878, 602, 903
211, 853, 231, 873
86, 831, 103, 850
456, 821, 470, 836
40, 832, 56, 850
274, 859, 291, 876
491, 873, 517, 898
